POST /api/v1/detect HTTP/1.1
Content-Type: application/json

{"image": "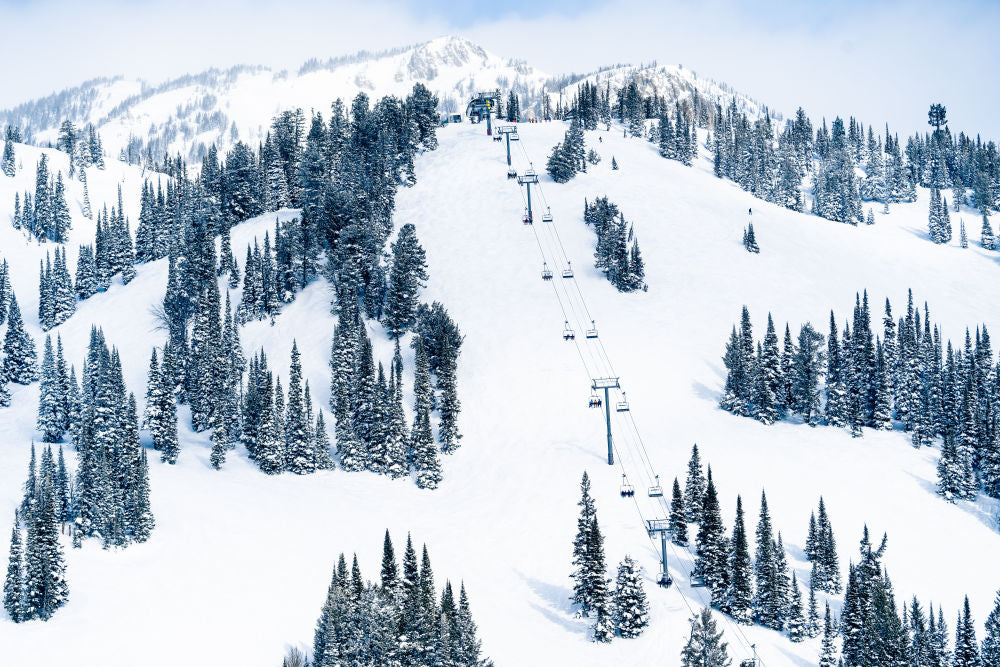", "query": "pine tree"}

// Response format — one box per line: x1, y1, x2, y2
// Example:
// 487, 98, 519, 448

437, 337, 461, 454
983, 589, 1000, 667
955, 596, 981, 667
819, 602, 838, 667
3, 520, 24, 622
669, 477, 689, 546
754, 490, 784, 629
726, 495, 753, 623
284, 341, 315, 474
412, 405, 442, 489
982, 215, 995, 251
571, 471, 600, 614
383, 223, 429, 336
695, 468, 727, 602
806, 577, 820, 638
680, 607, 732, 667
3, 293, 36, 384
37, 336, 66, 442
612, 555, 649, 638
685, 443, 706, 521
787, 572, 807, 642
